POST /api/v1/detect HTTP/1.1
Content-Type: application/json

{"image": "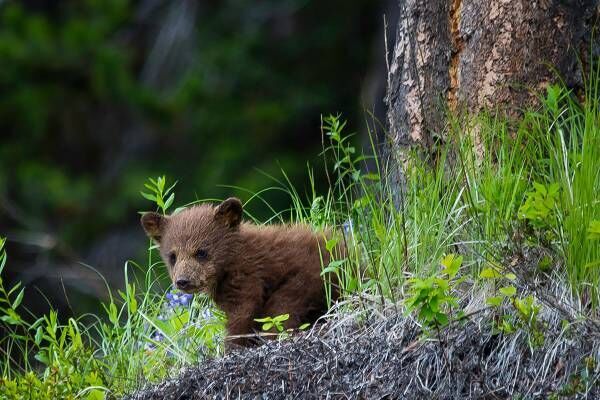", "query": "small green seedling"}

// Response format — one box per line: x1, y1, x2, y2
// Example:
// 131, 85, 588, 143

254, 314, 310, 340
255, 314, 290, 333
479, 263, 517, 307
